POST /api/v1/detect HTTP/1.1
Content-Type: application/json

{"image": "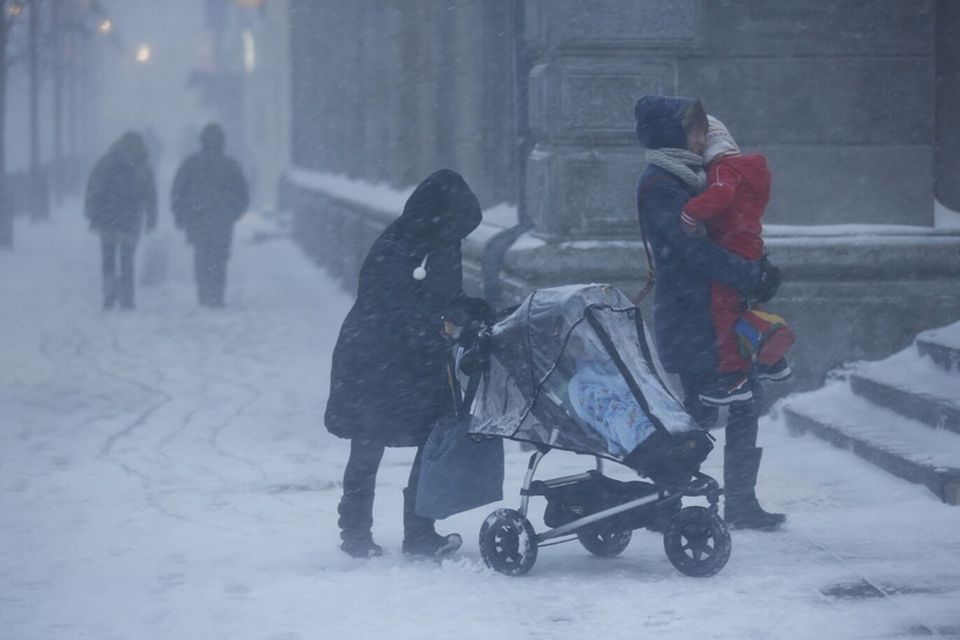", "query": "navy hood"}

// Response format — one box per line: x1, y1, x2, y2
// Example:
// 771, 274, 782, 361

397, 169, 482, 248
634, 95, 704, 150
